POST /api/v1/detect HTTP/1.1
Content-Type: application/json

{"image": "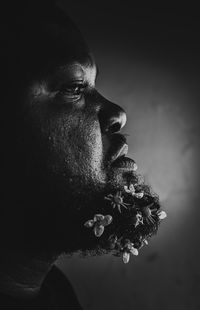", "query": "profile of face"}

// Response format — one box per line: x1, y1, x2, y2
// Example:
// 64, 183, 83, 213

1, 3, 164, 261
